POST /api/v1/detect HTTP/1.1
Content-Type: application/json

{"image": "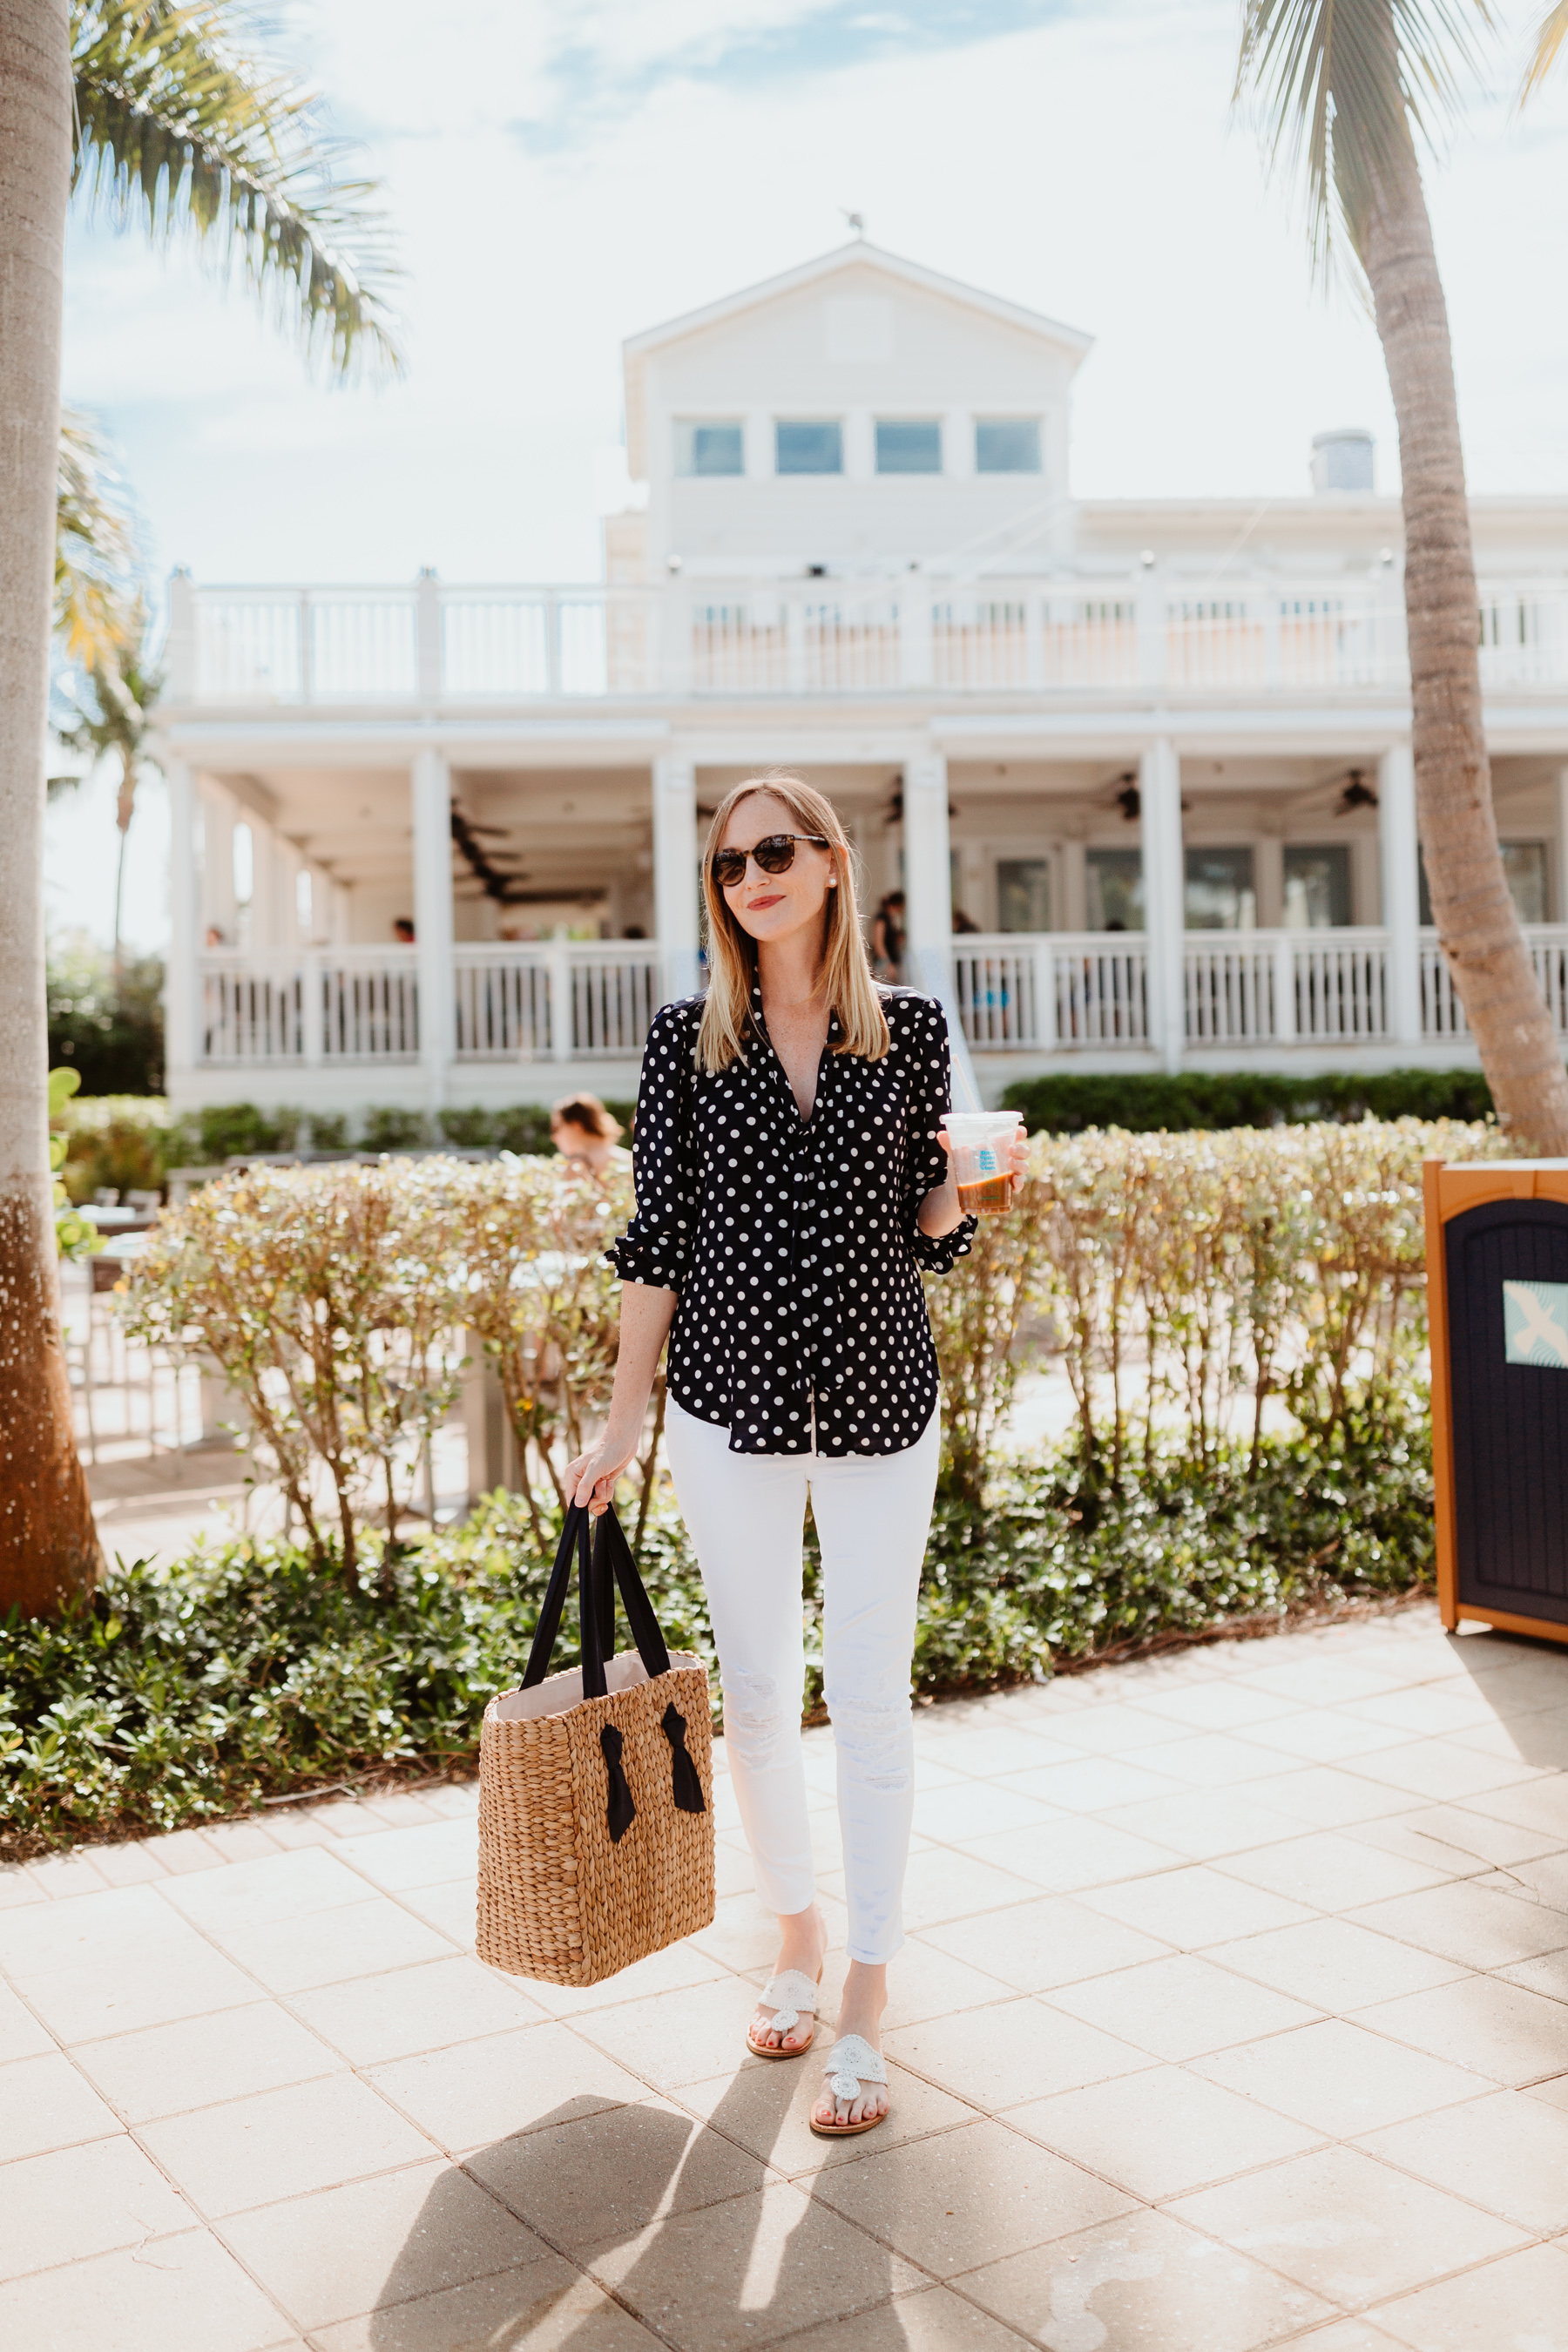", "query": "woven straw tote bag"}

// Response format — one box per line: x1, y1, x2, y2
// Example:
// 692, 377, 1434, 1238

476, 1500, 715, 1985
